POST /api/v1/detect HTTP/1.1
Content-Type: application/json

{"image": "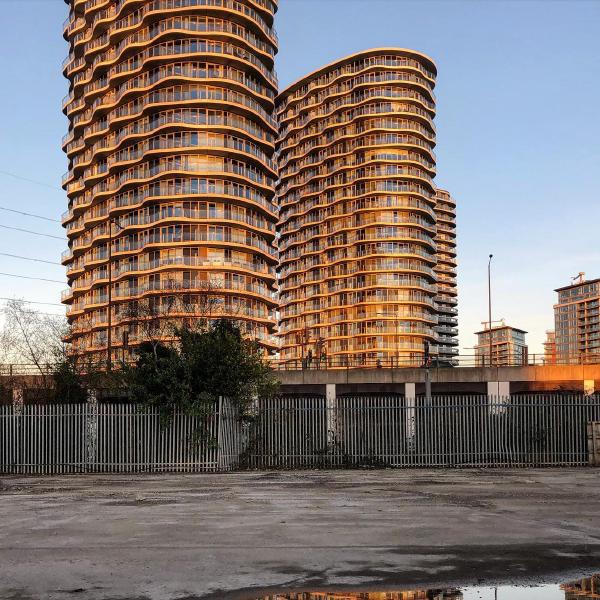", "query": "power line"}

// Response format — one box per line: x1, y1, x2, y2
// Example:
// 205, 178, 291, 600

0, 297, 64, 307
0, 224, 64, 240
0, 206, 60, 223
0, 272, 64, 284
0, 307, 66, 318
0, 252, 61, 266
0, 170, 62, 191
